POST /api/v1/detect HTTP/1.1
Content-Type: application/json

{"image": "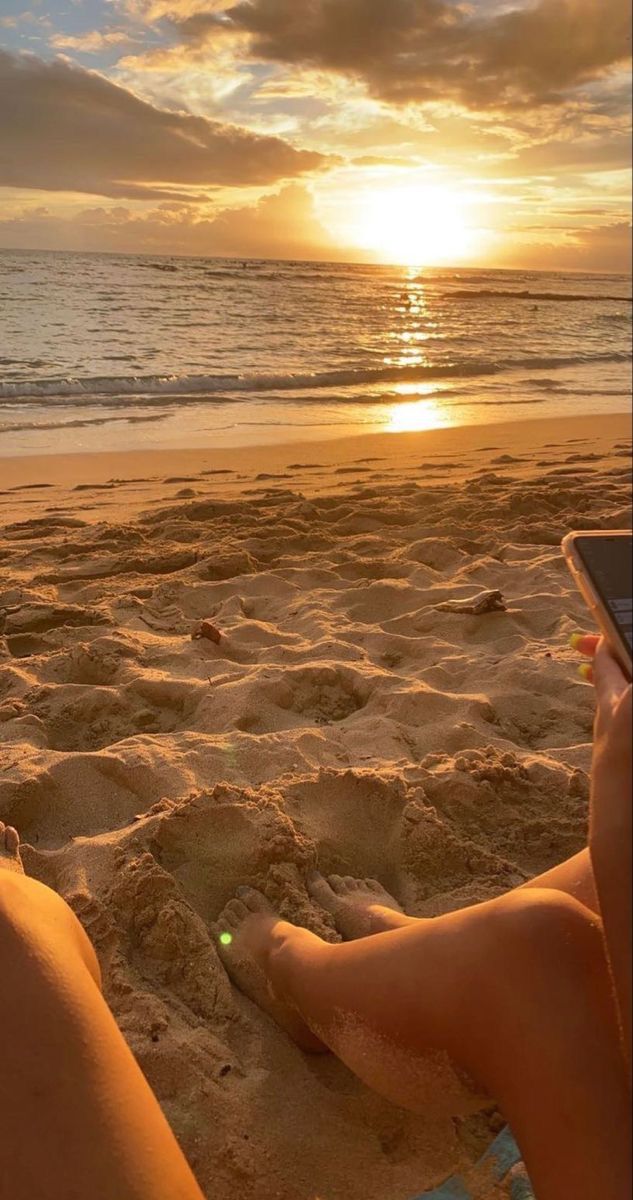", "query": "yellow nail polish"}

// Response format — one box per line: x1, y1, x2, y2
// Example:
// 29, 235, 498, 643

578, 664, 592, 681
569, 633, 584, 651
